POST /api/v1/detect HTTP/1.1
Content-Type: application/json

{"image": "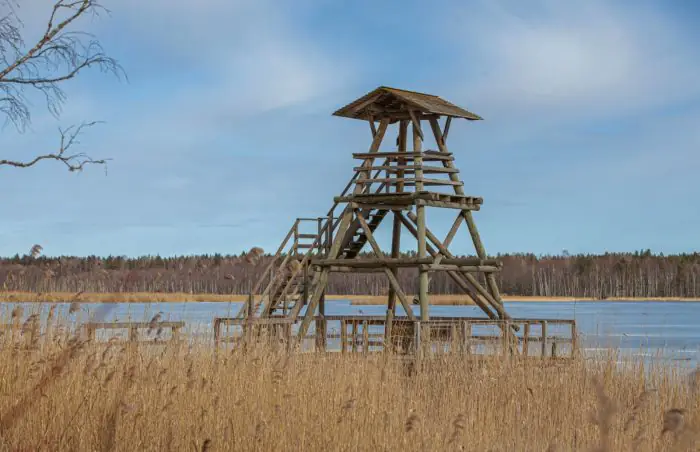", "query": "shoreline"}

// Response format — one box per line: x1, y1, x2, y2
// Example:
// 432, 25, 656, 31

0, 291, 699, 304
